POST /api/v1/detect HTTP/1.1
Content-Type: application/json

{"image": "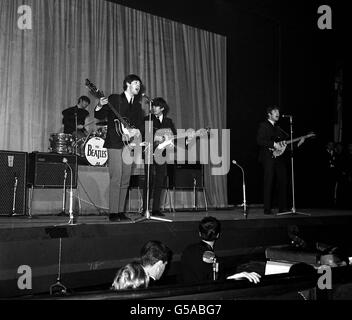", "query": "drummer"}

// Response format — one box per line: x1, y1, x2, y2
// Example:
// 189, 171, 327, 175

62, 96, 90, 138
